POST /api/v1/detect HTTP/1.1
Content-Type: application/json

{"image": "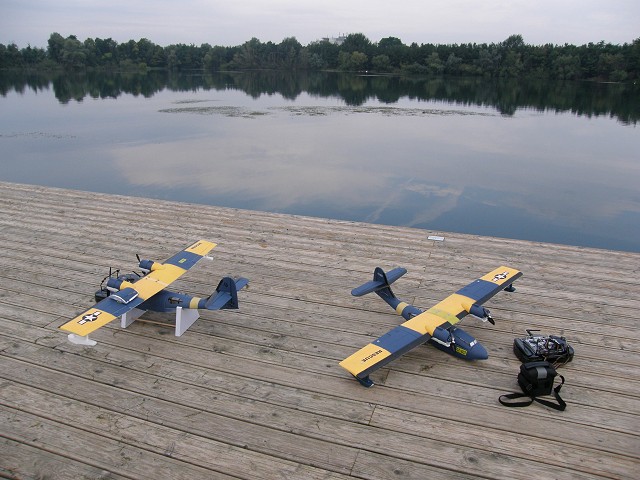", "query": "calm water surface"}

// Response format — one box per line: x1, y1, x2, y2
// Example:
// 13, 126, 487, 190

1, 72, 638, 252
